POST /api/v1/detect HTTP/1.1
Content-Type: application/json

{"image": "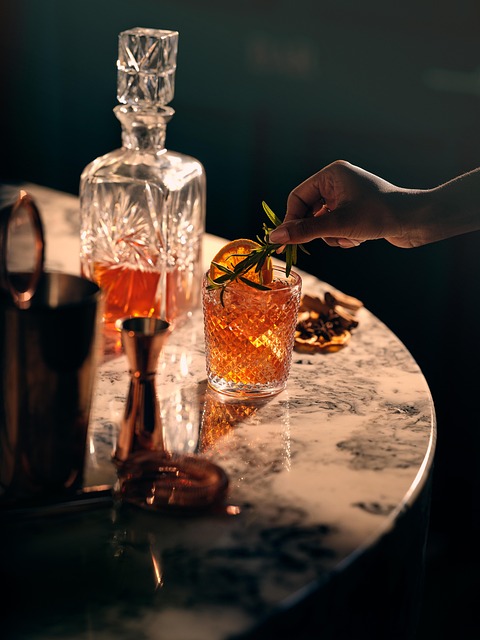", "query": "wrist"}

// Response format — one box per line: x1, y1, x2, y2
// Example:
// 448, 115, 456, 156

384, 188, 434, 246
426, 172, 480, 241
